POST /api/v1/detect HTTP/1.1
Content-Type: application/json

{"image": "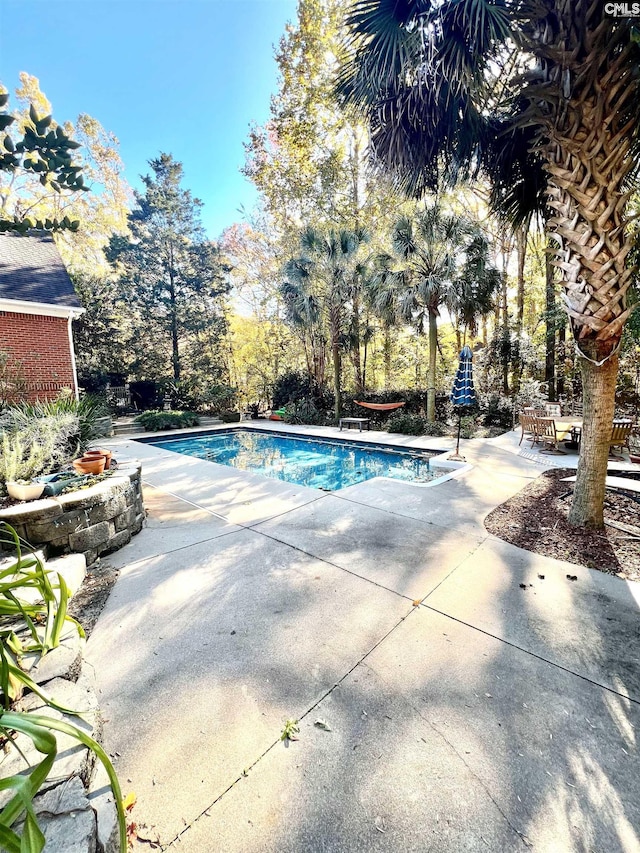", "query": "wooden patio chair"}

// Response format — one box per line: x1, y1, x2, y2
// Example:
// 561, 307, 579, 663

518, 412, 537, 446
544, 402, 562, 418
609, 420, 633, 454
536, 417, 566, 454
